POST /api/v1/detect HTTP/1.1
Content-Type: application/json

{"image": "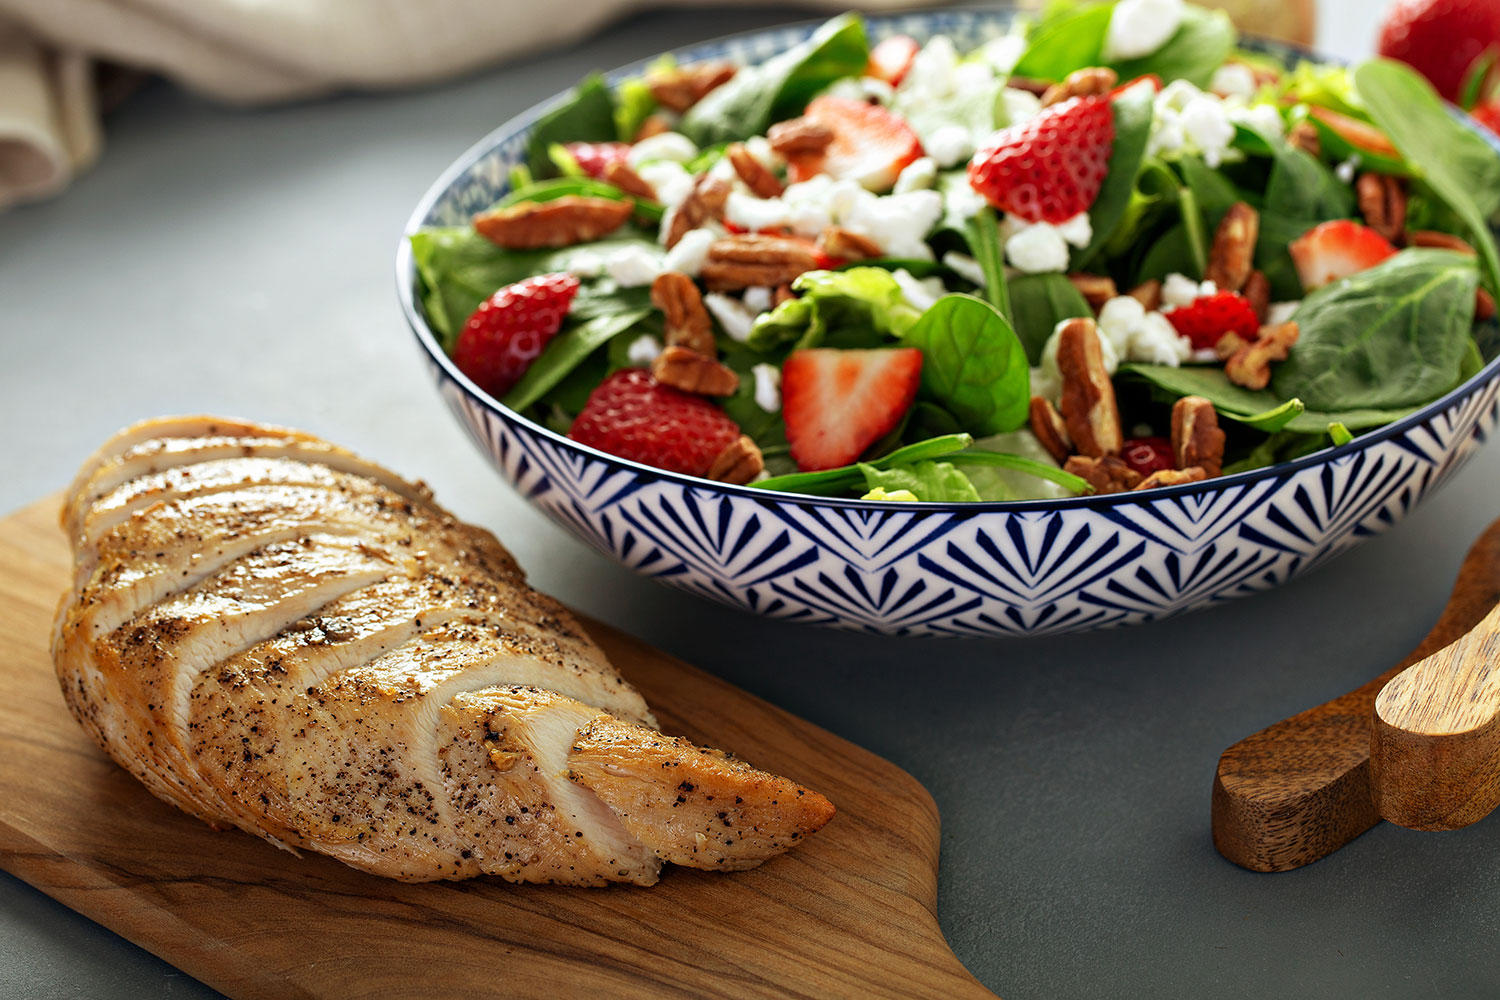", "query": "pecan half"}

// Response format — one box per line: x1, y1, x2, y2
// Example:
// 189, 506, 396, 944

1005, 76, 1052, 97
706, 435, 764, 485
651, 272, 715, 355
767, 118, 835, 156
1068, 273, 1118, 312
1204, 202, 1259, 293
1171, 396, 1225, 478
1041, 66, 1119, 108
1127, 279, 1163, 312
1242, 270, 1271, 322
700, 235, 819, 291
773, 284, 796, 306
1287, 120, 1320, 157
727, 143, 783, 198
1357, 173, 1407, 245
634, 115, 671, 142
665, 175, 731, 249
647, 62, 736, 114
1226, 321, 1299, 390
1064, 455, 1141, 495
1056, 317, 1123, 458
603, 160, 656, 201
651, 345, 739, 396
818, 226, 882, 261
1408, 229, 1475, 254
1133, 466, 1207, 491
474, 196, 633, 249
1214, 331, 1251, 361
1029, 396, 1073, 464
